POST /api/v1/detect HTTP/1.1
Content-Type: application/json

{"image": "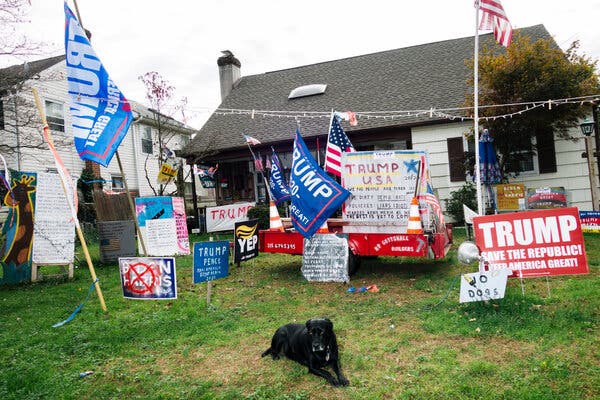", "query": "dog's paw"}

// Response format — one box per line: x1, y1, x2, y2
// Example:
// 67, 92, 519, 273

337, 377, 349, 387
